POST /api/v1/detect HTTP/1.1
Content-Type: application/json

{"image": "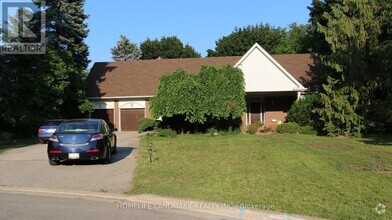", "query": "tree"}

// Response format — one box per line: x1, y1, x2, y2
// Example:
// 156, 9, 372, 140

309, 0, 392, 134
365, 0, 392, 132
181, 44, 201, 58
316, 77, 364, 136
140, 36, 200, 60
307, 0, 341, 53
111, 35, 142, 61
314, 0, 386, 134
41, 0, 91, 118
150, 66, 246, 131
207, 23, 315, 57
284, 23, 314, 54
207, 23, 287, 57
139, 38, 160, 60
0, 0, 92, 132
